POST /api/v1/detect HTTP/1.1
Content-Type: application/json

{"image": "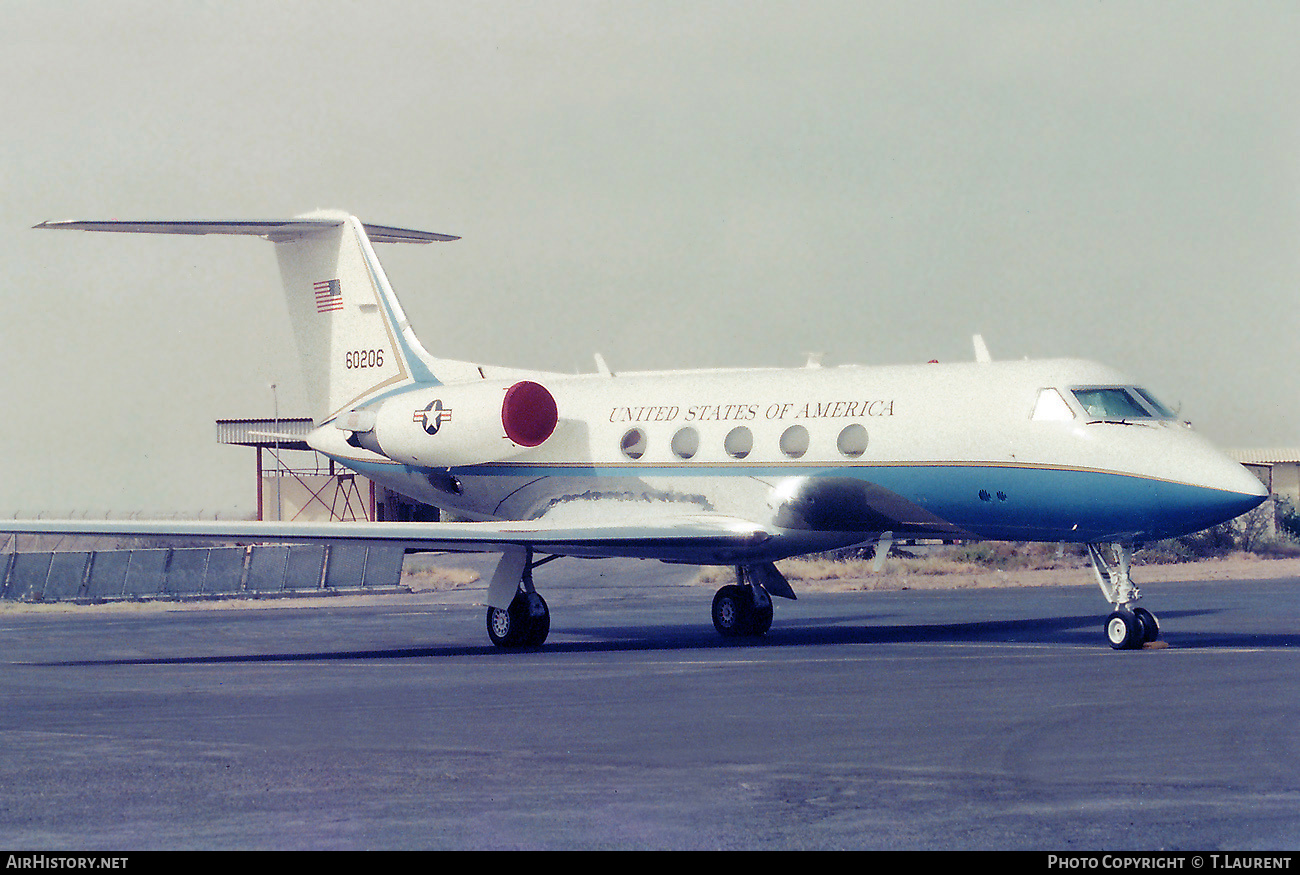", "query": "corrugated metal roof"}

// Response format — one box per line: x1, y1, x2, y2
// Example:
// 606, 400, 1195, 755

1227, 449, 1300, 465
215, 418, 315, 449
